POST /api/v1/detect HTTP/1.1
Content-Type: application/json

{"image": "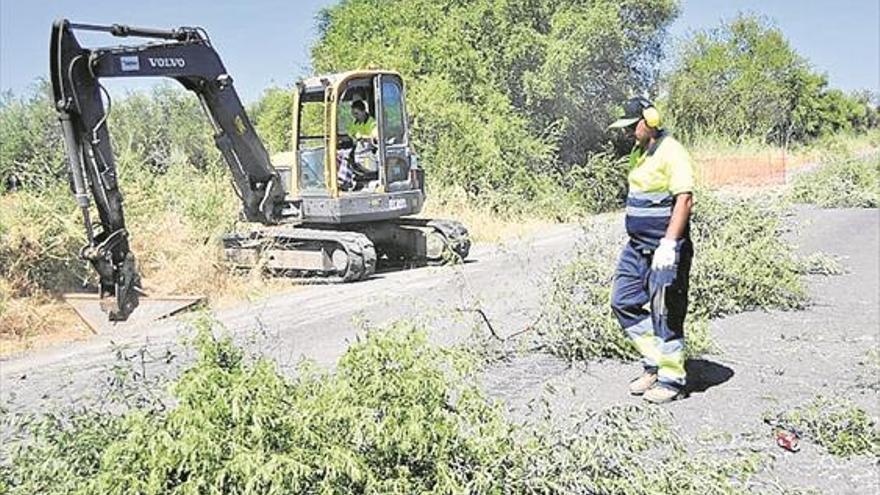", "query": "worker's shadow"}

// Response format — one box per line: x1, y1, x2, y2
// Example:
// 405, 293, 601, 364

684, 359, 734, 394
